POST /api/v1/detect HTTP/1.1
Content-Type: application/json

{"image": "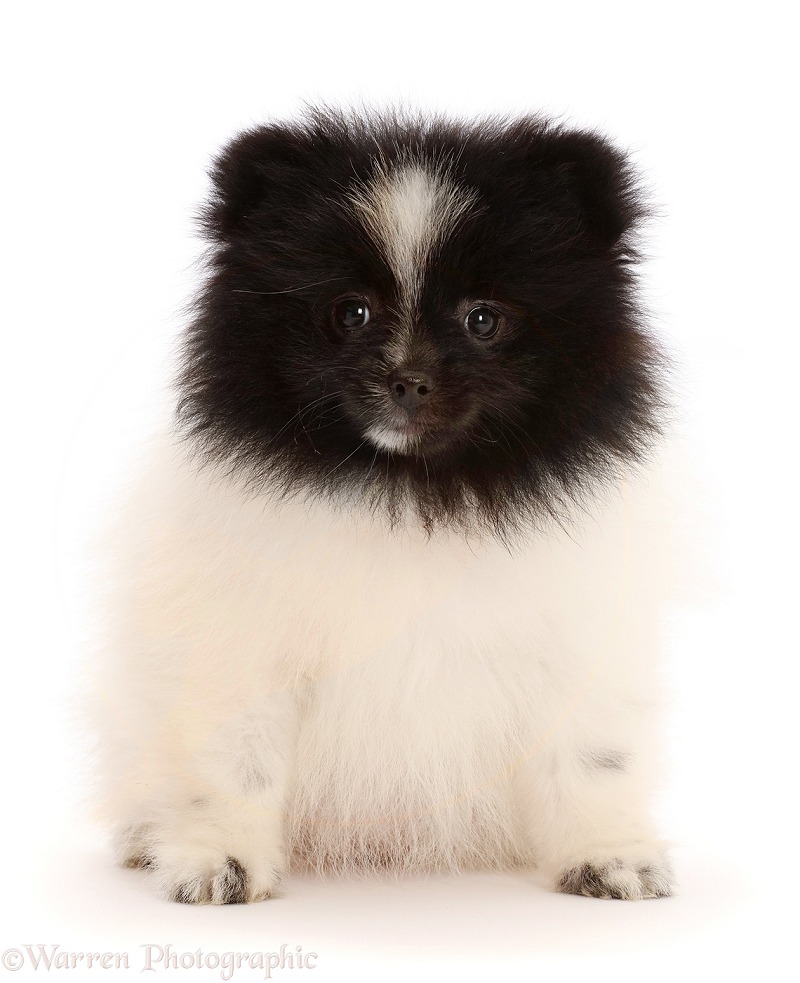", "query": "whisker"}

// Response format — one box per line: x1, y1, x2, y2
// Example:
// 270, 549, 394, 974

498, 410, 542, 455
307, 412, 349, 434
232, 277, 351, 297
323, 440, 368, 480
364, 445, 381, 484
270, 391, 345, 447
481, 400, 542, 457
